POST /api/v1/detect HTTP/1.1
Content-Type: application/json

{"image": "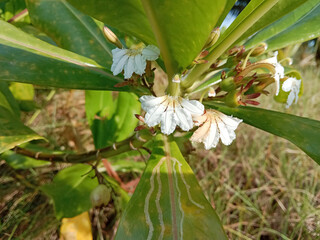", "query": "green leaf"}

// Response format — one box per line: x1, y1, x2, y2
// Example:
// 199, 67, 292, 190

0, 89, 43, 154
141, 0, 226, 77
245, 0, 320, 49
85, 91, 140, 148
0, 20, 131, 91
9, 82, 36, 111
0, 80, 20, 117
41, 164, 99, 219
204, 102, 320, 163
116, 134, 227, 240
66, 0, 156, 44
2, 0, 29, 22
264, 3, 320, 51
1, 150, 50, 169
26, 0, 114, 67
237, 0, 308, 43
